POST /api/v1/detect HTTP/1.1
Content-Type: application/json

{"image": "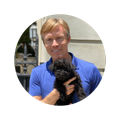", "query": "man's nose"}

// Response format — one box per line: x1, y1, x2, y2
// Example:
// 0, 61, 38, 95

52, 39, 59, 47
